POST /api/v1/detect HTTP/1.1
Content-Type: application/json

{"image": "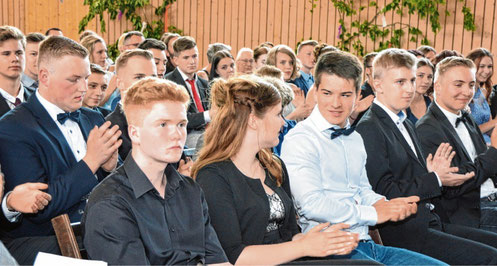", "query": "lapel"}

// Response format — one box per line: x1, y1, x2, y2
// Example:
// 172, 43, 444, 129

77, 111, 92, 141
195, 78, 208, 109
403, 119, 427, 167
0, 94, 11, 117
371, 103, 424, 167
429, 104, 473, 161
24, 95, 77, 165
464, 115, 487, 154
